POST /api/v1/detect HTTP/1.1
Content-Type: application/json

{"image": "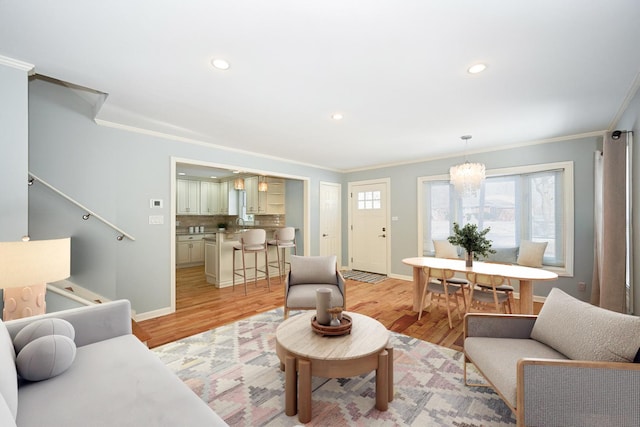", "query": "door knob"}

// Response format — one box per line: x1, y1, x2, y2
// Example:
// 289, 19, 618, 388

322, 233, 328, 237
378, 234, 386, 238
